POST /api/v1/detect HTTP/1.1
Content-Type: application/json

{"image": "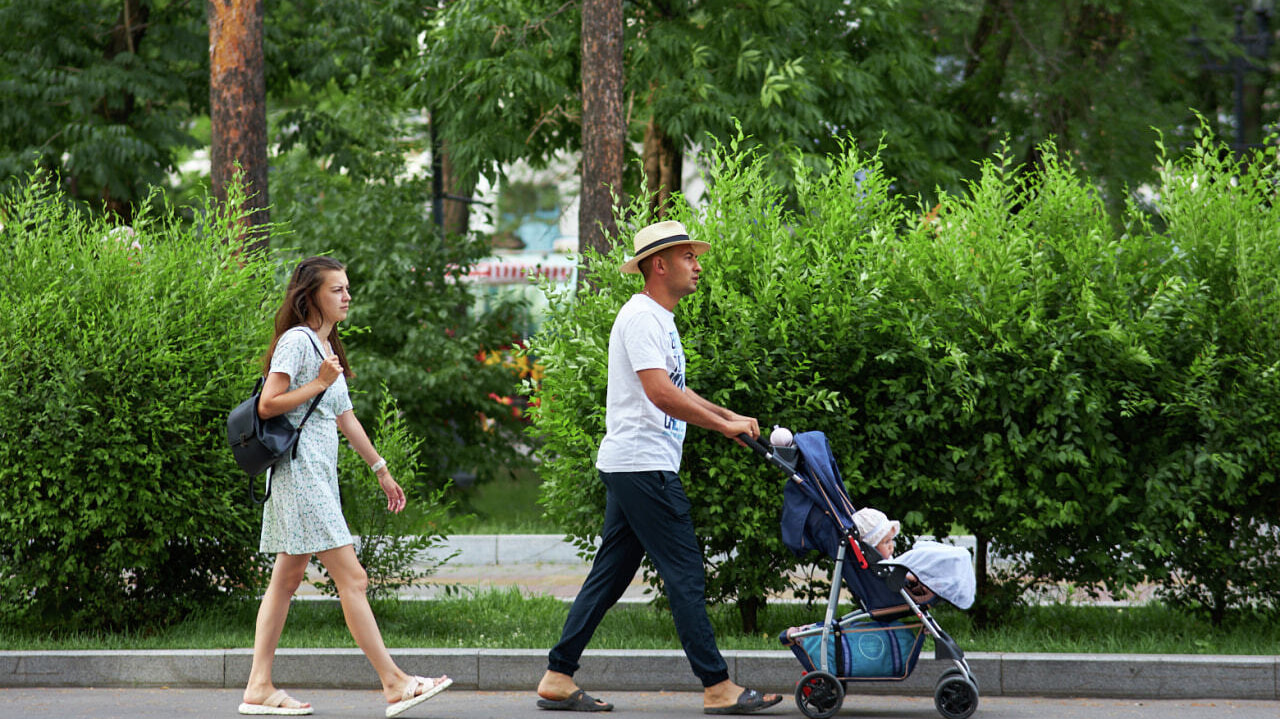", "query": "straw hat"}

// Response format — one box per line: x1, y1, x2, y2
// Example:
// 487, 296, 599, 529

852, 507, 900, 549
618, 220, 710, 274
